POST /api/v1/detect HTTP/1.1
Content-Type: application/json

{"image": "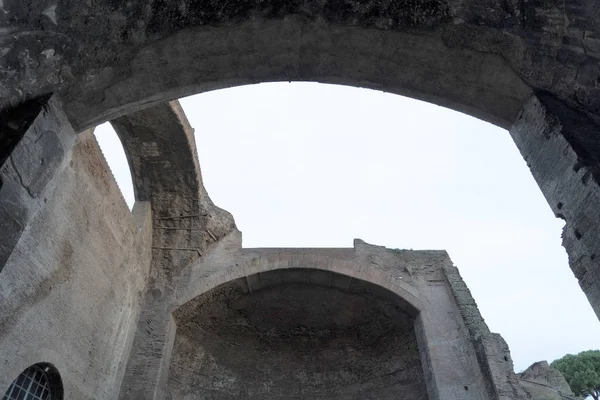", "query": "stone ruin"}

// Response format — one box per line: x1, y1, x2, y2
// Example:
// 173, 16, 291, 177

2, 0, 600, 398
0, 100, 578, 399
